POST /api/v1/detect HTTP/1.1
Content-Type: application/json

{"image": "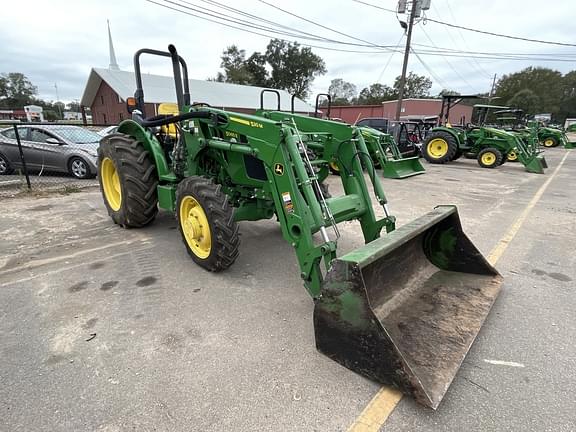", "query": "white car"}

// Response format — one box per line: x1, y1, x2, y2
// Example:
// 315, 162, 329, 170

97, 125, 118, 137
